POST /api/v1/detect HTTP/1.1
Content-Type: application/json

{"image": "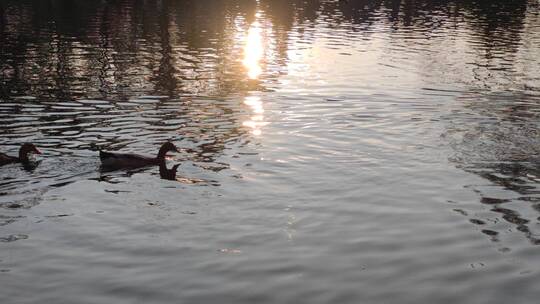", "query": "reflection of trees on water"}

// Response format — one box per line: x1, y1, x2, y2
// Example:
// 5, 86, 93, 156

0, 0, 301, 99
334, 0, 535, 91
2, 0, 536, 100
